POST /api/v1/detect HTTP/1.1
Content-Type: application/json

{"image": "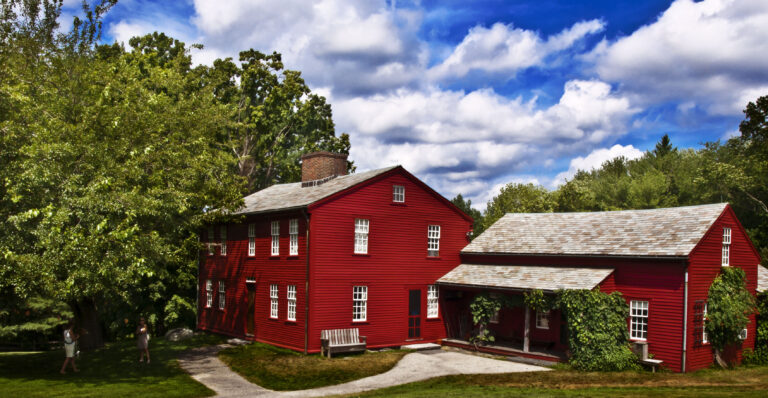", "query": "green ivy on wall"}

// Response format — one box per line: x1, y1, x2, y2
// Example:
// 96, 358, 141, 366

706, 267, 757, 367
